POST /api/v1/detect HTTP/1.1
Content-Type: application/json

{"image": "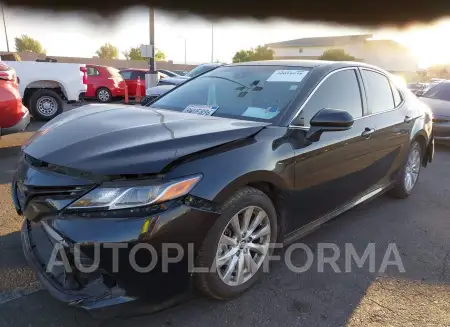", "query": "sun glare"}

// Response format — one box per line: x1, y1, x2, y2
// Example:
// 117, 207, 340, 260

376, 19, 450, 69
